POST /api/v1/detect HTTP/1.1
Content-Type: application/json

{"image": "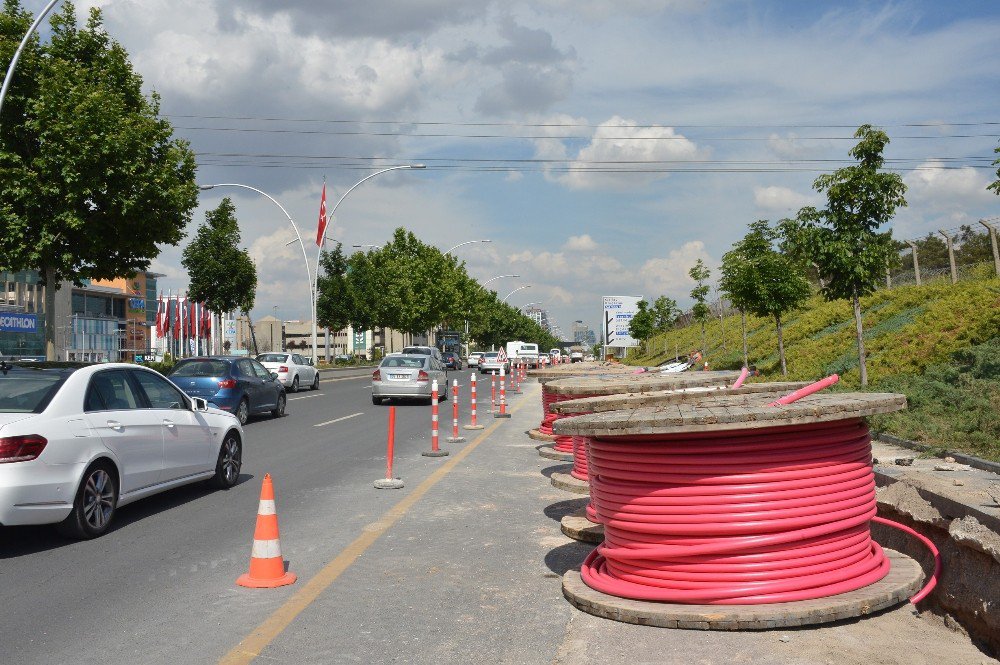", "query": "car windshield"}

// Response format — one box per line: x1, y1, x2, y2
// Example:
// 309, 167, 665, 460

170, 360, 229, 377
401, 347, 432, 355
381, 356, 426, 369
0, 371, 65, 413
483, 353, 498, 359
257, 354, 288, 363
